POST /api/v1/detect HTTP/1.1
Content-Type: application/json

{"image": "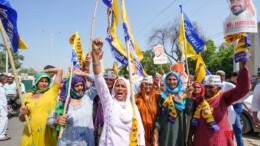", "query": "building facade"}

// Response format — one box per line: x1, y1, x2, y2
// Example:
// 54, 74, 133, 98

248, 22, 260, 77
